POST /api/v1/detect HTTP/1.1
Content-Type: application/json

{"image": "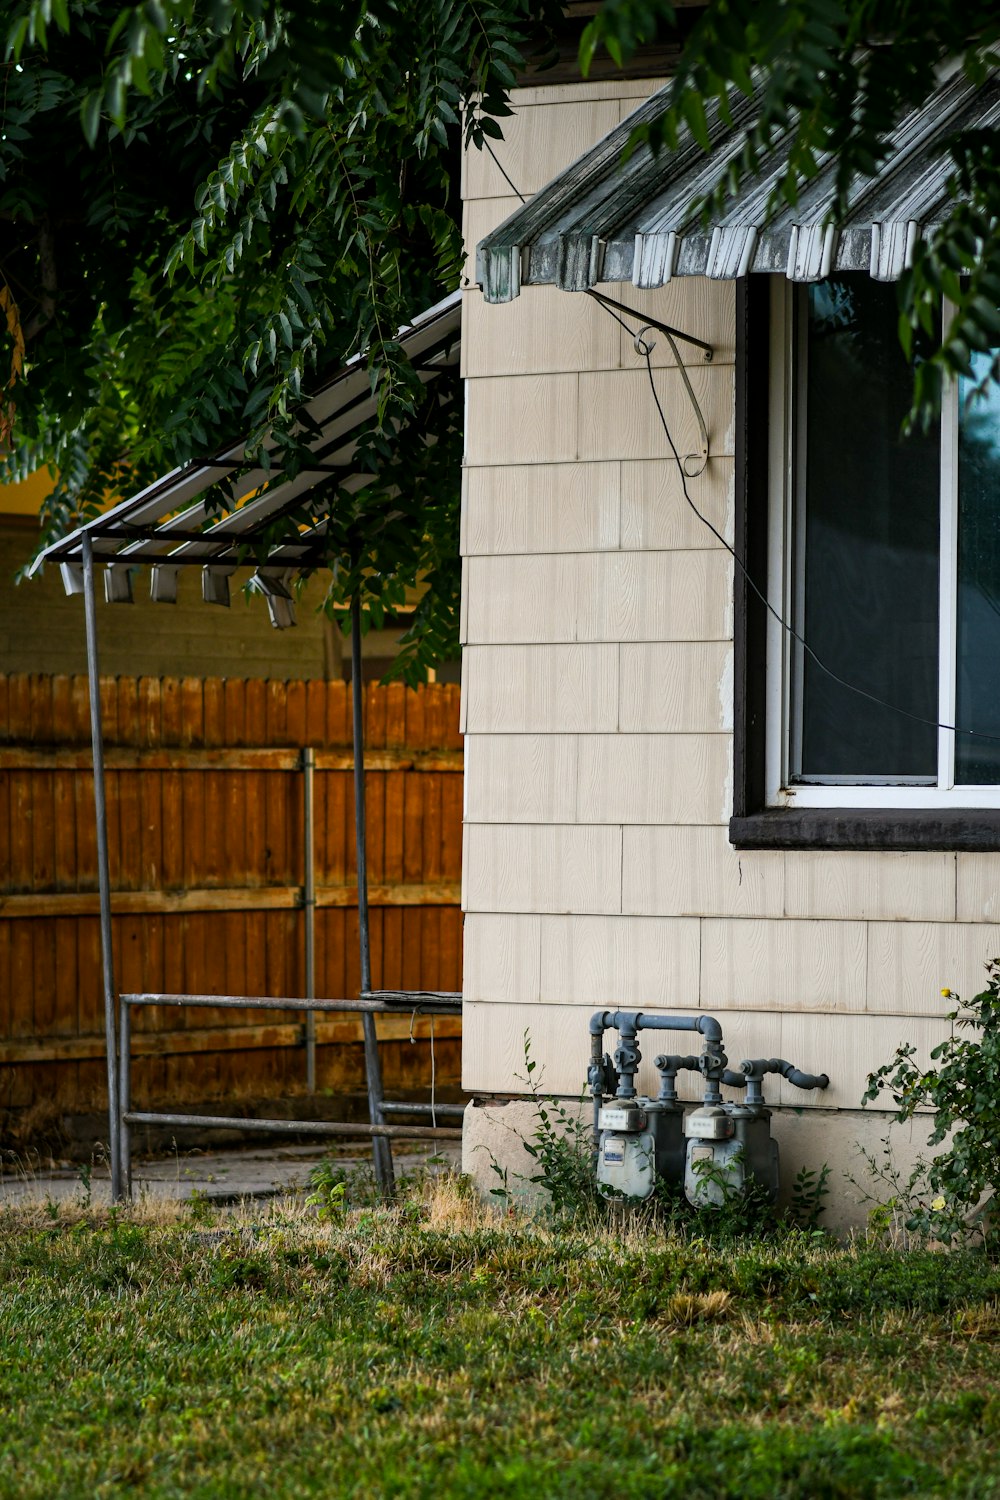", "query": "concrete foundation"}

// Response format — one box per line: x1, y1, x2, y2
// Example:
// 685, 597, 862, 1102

462, 1096, 941, 1237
